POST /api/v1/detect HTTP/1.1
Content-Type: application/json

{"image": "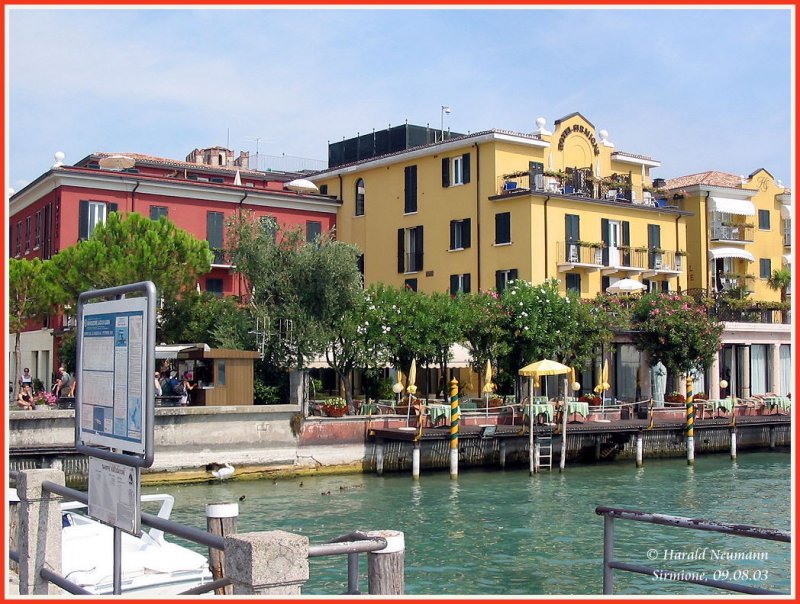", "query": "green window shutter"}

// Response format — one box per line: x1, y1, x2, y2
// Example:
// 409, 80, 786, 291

79, 200, 89, 240
450, 274, 459, 296
462, 273, 471, 294
601, 218, 609, 265
495, 270, 503, 292
442, 157, 450, 187
622, 221, 630, 265
107, 203, 118, 215
565, 214, 580, 241
449, 220, 456, 250
509, 268, 518, 281
415, 225, 424, 271
462, 218, 471, 249
462, 153, 471, 184
397, 228, 405, 273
